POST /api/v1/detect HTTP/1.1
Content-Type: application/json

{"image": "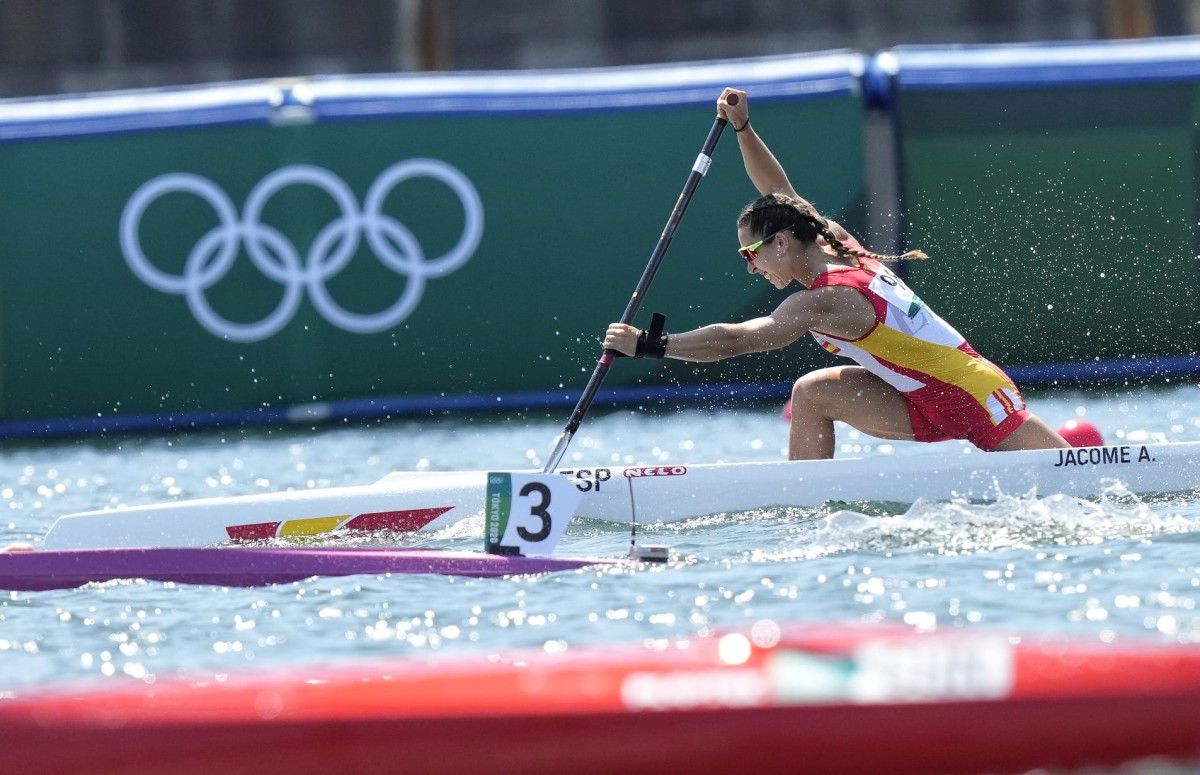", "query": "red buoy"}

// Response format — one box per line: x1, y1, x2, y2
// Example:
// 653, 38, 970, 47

1057, 419, 1105, 447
